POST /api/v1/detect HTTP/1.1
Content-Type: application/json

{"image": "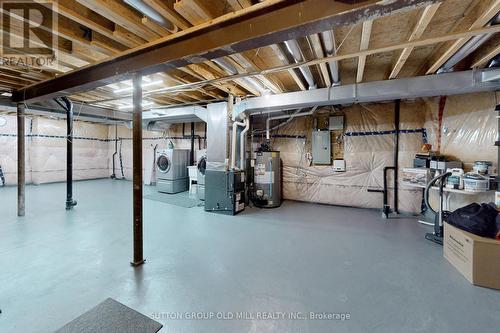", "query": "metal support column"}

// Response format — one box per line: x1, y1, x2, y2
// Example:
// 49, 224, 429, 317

63, 97, 77, 210
190, 122, 195, 165
131, 74, 145, 267
394, 99, 400, 214
17, 103, 25, 217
